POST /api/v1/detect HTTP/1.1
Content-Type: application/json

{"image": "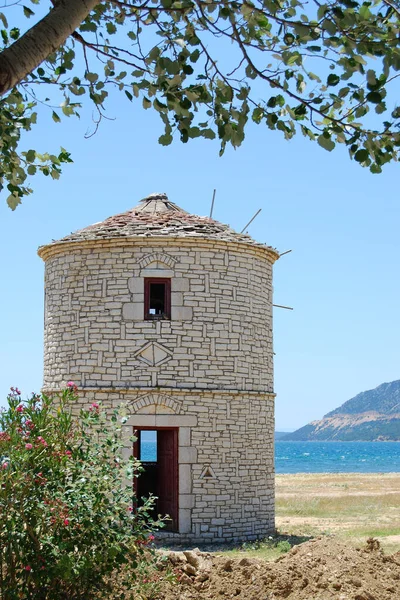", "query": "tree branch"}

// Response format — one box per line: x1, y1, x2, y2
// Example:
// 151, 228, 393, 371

0, 0, 99, 96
